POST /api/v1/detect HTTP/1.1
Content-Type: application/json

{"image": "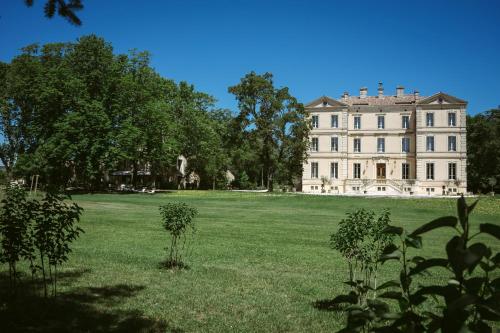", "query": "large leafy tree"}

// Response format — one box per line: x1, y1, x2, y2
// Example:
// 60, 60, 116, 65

467, 108, 500, 193
228, 72, 309, 190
